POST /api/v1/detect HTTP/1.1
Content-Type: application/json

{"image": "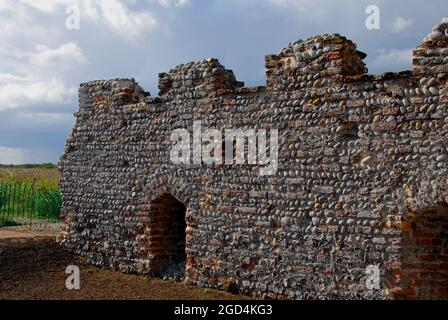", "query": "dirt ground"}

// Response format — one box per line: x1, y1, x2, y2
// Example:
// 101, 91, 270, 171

0, 229, 249, 300
0, 229, 57, 239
